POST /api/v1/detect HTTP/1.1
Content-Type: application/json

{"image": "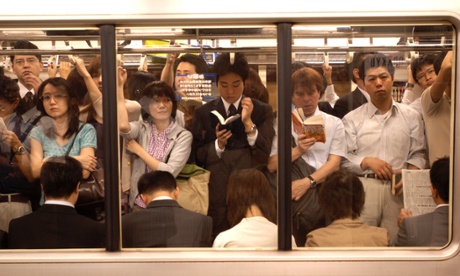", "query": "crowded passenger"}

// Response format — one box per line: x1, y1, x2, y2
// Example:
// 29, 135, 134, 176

0, 69, 37, 233
341, 53, 427, 244
267, 66, 346, 246
332, 52, 375, 119
306, 170, 389, 247
191, 52, 275, 238
213, 168, 296, 248
117, 67, 192, 211
394, 157, 449, 247
244, 68, 270, 104
122, 170, 212, 247
420, 51, 452, 166
8, 156, 105, 249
